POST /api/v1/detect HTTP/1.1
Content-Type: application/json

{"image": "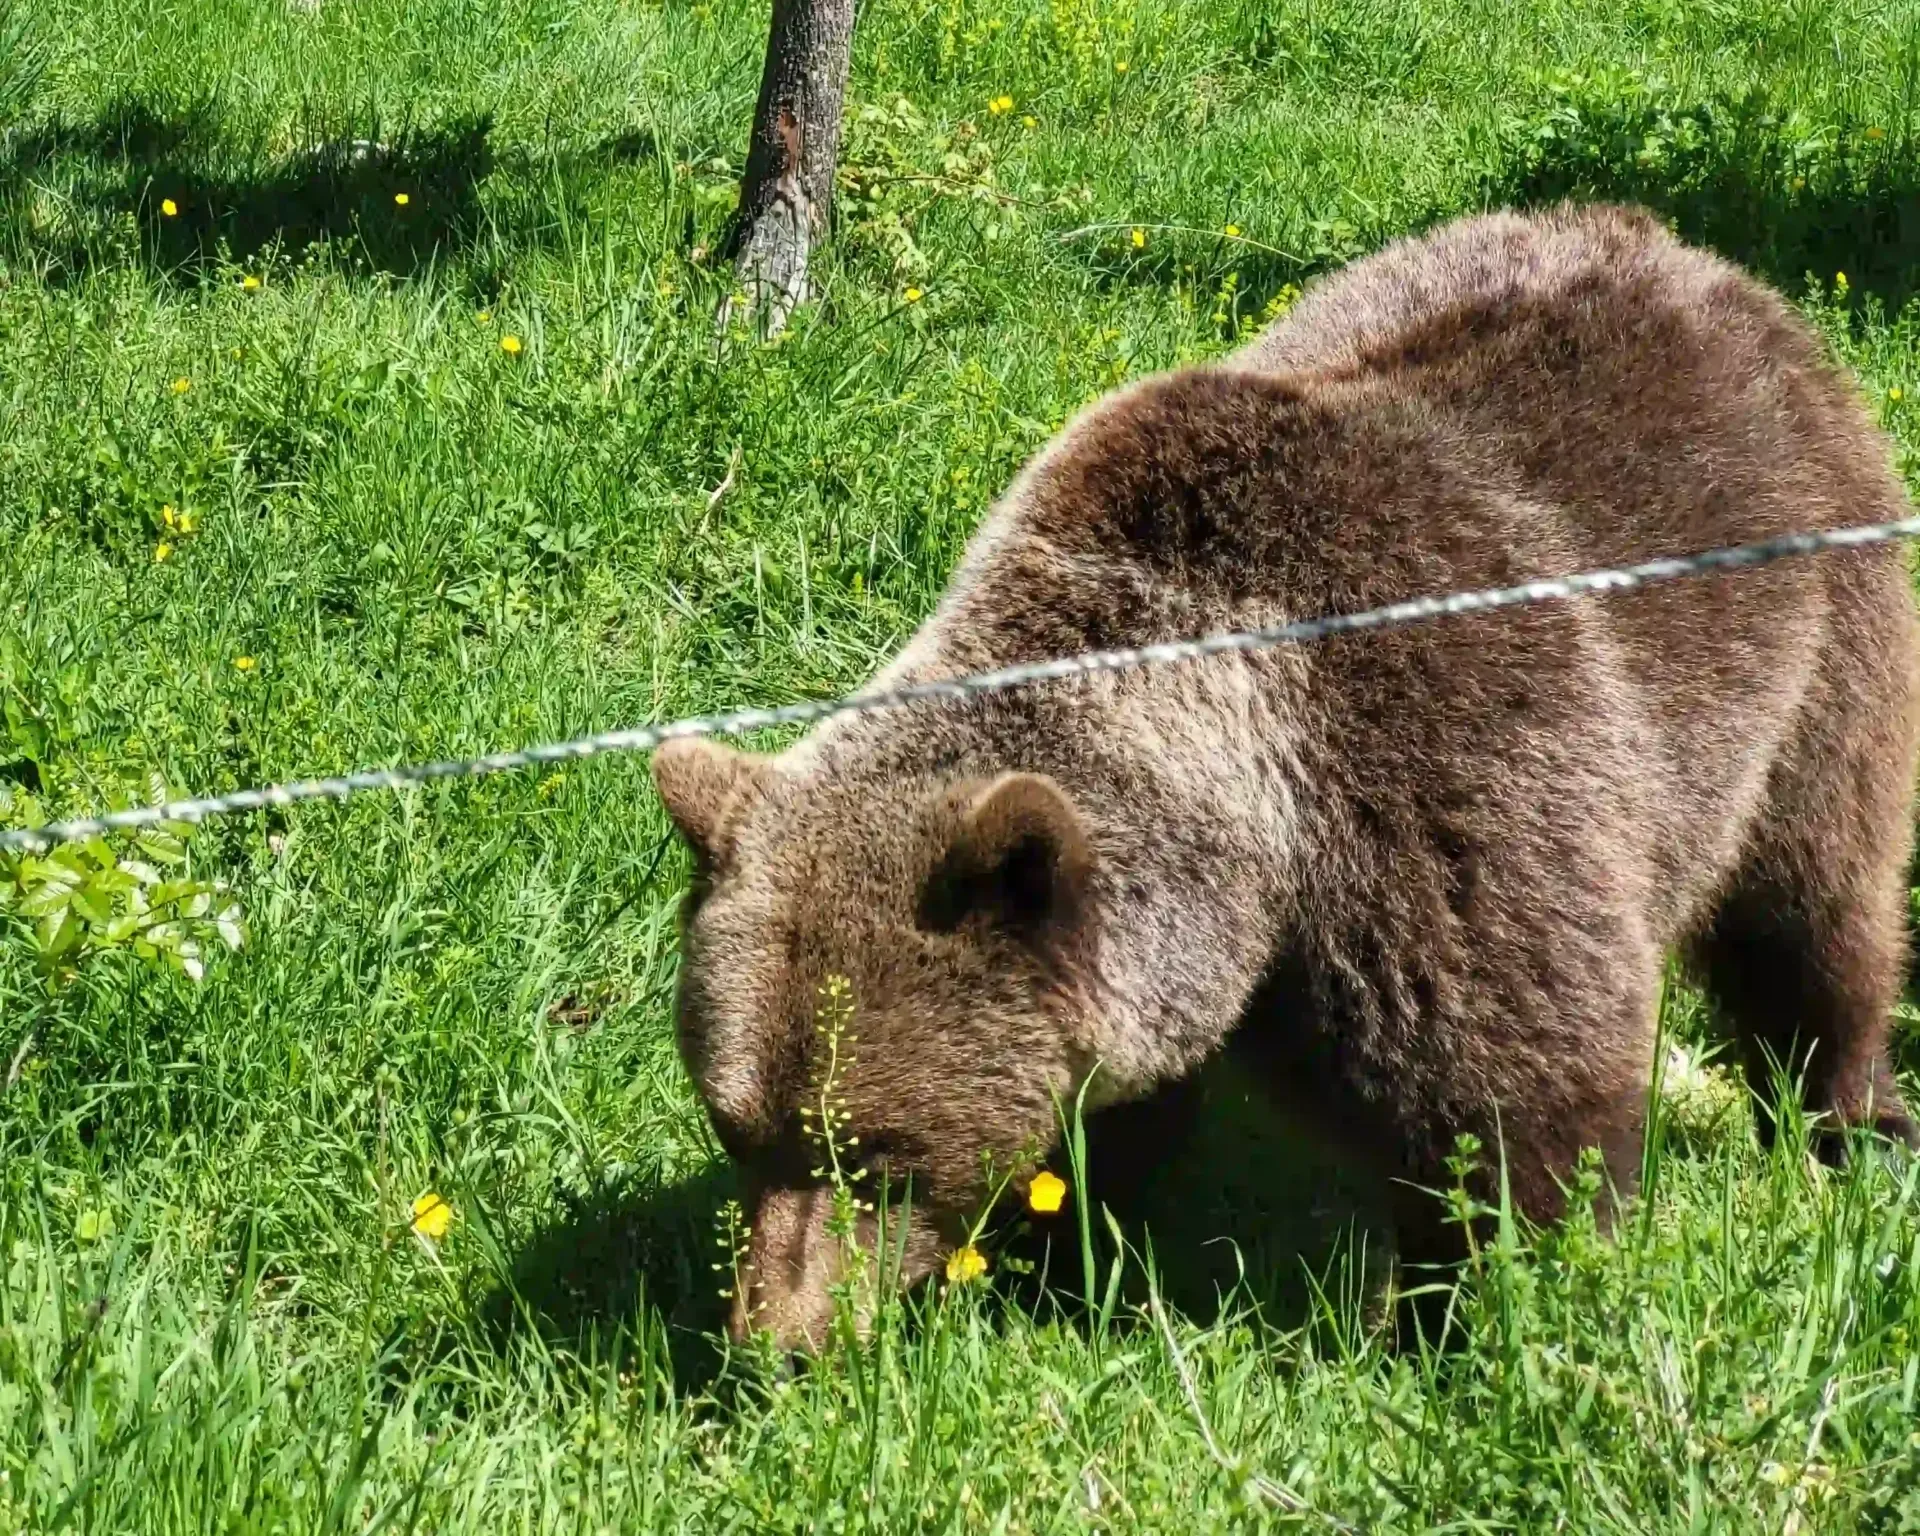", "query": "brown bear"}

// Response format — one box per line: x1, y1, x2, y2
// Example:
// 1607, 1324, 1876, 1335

653, 203, 1920, 1353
